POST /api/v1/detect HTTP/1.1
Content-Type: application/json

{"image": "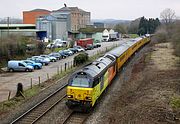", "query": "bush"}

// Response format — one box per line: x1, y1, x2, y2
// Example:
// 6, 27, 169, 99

153, 21, 180, 57
152, 25, 168, 43
74, 53, 88, 66
0, 35, 46, 67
